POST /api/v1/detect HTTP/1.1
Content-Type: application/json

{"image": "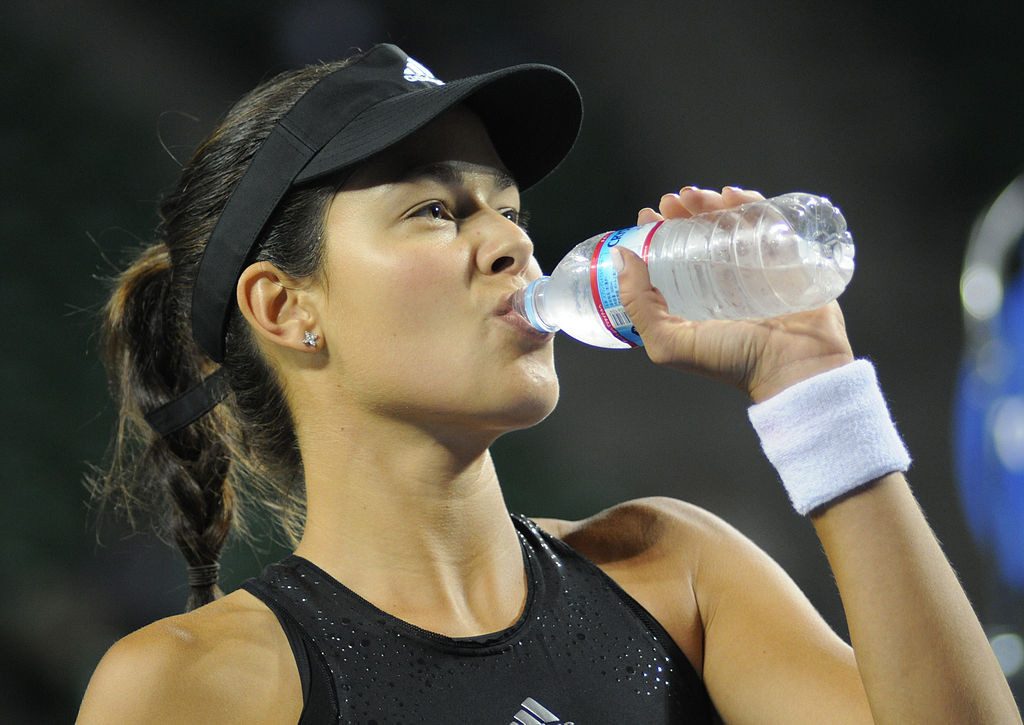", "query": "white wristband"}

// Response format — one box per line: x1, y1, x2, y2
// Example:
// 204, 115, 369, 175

747, 359, 912, 515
